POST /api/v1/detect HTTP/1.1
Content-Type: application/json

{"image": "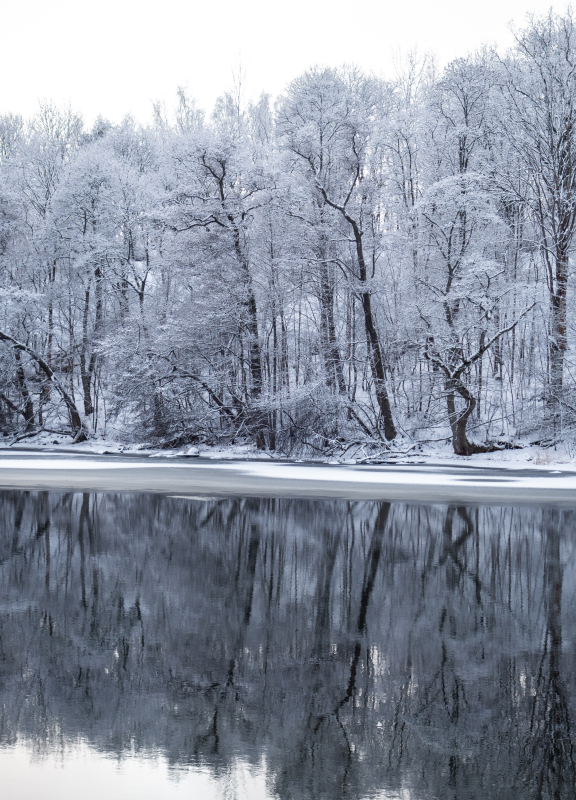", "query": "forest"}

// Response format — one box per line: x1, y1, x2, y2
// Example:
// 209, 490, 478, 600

1, 9, 576, 456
